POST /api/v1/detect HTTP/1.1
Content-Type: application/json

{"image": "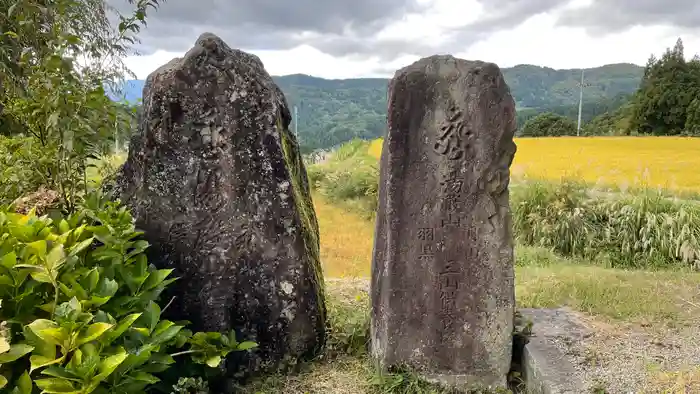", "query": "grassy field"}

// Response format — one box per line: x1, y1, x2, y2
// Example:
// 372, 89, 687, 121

368, 136, 700, 193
